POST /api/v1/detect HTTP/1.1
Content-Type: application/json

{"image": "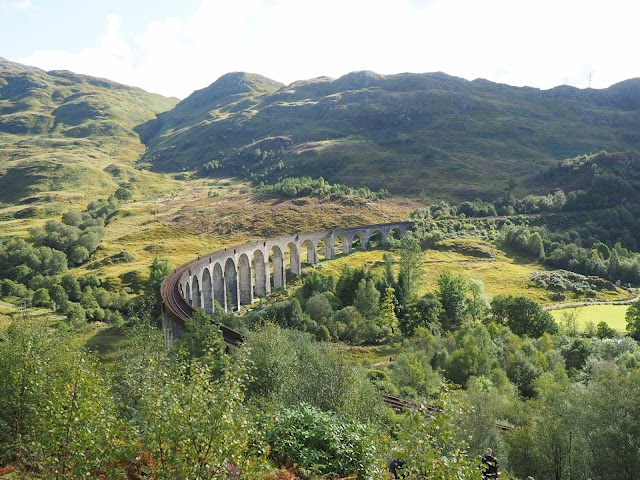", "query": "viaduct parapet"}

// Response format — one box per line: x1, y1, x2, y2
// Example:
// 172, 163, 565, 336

161, 221, 414, 345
